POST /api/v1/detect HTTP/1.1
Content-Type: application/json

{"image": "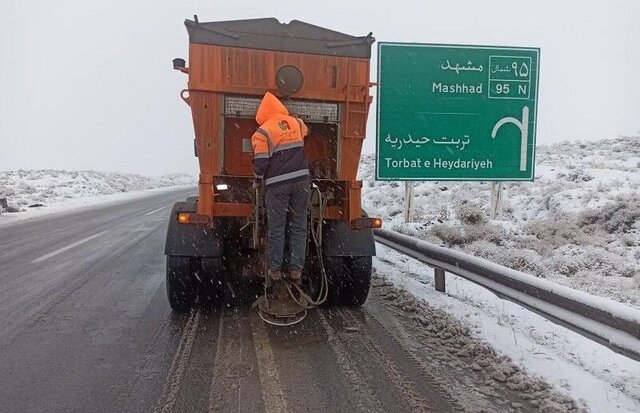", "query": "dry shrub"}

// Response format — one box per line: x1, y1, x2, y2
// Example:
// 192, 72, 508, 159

466, 240, 501, 259
579, 194, 640, 233
456, 202, 487, 225
579, 248, 639, 278
513, 237, 552, 256
524, 212, 611, 245
429, 223, 504, 247
500, 251, 545, 276
465, 224, 504, 244
567, 170, 594, 182
466, 240, 544, 276
430, 225, 466, 246
546, 256, 582, 276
